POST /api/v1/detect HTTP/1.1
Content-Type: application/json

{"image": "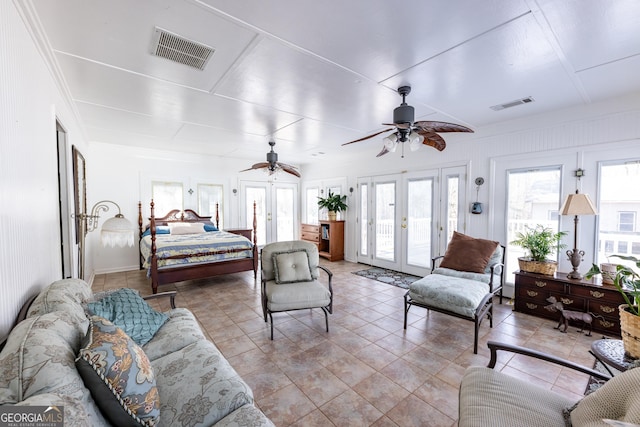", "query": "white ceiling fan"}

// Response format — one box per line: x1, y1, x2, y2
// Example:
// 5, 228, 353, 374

342, 86, 474, 157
